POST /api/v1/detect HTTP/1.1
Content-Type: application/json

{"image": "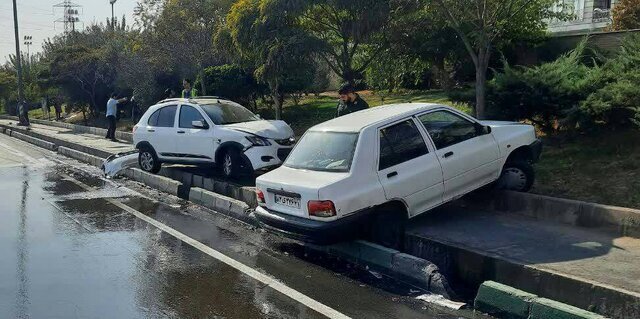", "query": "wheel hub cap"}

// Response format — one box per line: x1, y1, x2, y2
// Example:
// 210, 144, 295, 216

501, 168, 527, 191
141, 152, 153, 171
